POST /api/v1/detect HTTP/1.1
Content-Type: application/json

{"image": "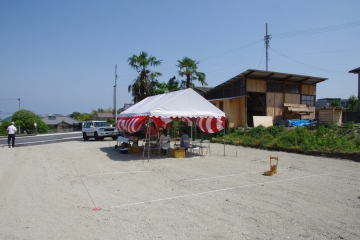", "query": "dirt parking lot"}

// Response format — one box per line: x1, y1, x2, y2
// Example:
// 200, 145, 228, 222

1, 140, 359, 239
